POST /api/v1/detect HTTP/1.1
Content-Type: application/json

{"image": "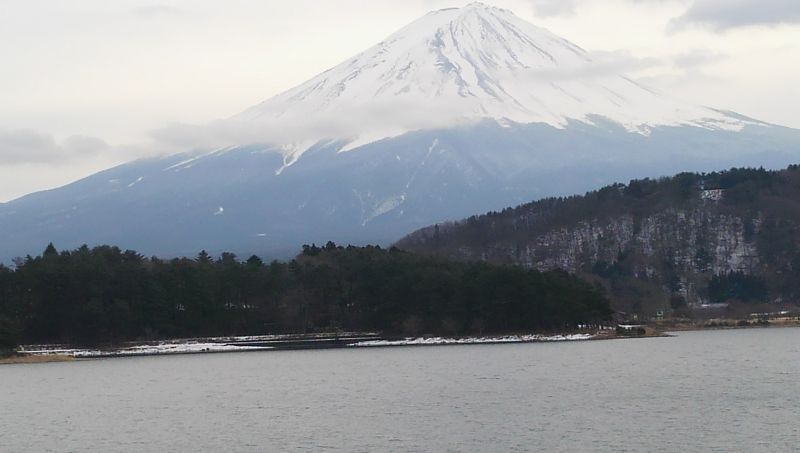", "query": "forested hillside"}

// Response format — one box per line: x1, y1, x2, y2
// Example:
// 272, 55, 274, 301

0, 243, 610, 349
398, 166, 800, 317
